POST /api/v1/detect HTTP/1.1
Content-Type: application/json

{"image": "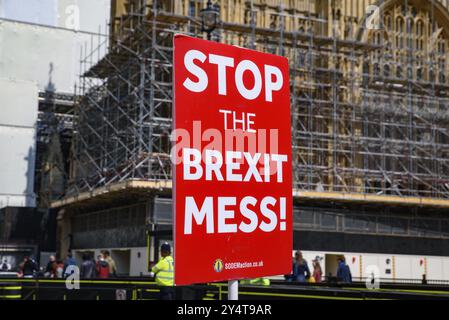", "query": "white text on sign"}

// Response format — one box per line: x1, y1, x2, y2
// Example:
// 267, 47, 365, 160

182, 50, 284, 102
184, 196, 287, 234
177, 42, 289, 238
